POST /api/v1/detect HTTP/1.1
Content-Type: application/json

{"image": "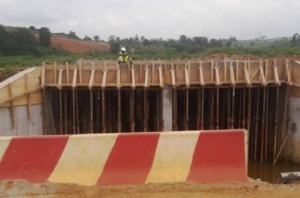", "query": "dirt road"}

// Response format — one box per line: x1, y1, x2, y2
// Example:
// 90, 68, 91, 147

1, 179, 299, 198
